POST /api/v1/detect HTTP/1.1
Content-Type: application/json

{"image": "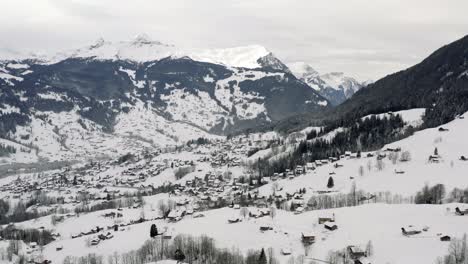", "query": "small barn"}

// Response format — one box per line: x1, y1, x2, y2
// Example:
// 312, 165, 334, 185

324, 223, 338, 231
347, 246, 366, 259
301, 232, 315, 245
440, 235, 451, 242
